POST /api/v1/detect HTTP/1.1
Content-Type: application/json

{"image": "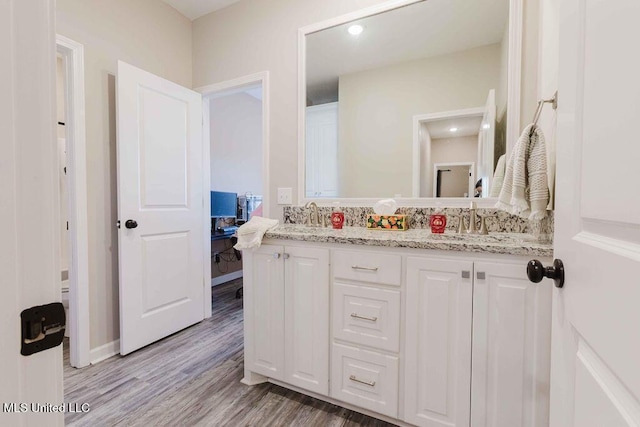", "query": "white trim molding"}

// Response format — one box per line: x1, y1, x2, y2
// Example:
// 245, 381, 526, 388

56, 35, 90, 369
196, 71, 270, 318
90, 339, 120, 365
